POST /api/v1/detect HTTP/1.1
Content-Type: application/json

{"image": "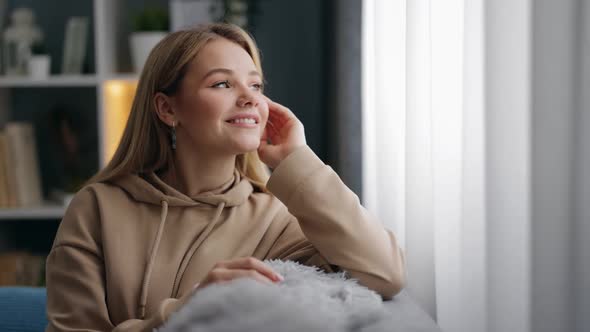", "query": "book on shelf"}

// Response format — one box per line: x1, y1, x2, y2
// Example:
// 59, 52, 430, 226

0, 251, 46, 287
61, 16, 89, 75
0, 132, 8, 206
0, 131, 17, 207
0, 122, 43, 208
